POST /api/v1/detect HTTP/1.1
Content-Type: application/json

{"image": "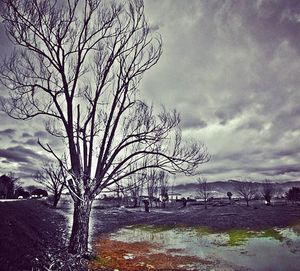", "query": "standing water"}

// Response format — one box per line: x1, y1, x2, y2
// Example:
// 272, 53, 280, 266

91, 224, 300, 271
